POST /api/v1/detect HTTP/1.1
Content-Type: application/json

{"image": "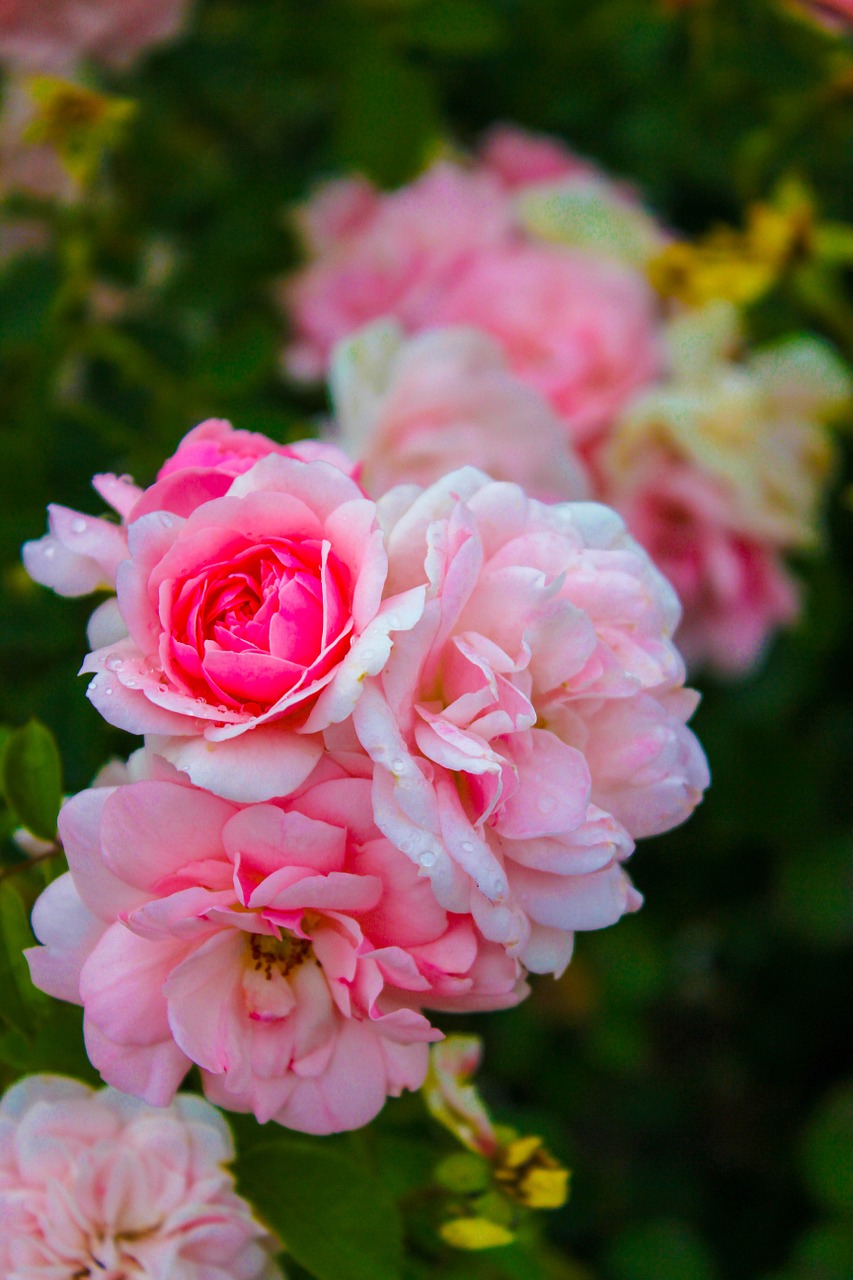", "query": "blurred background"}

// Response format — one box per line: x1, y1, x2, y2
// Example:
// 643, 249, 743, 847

1, 2, 853, 1278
